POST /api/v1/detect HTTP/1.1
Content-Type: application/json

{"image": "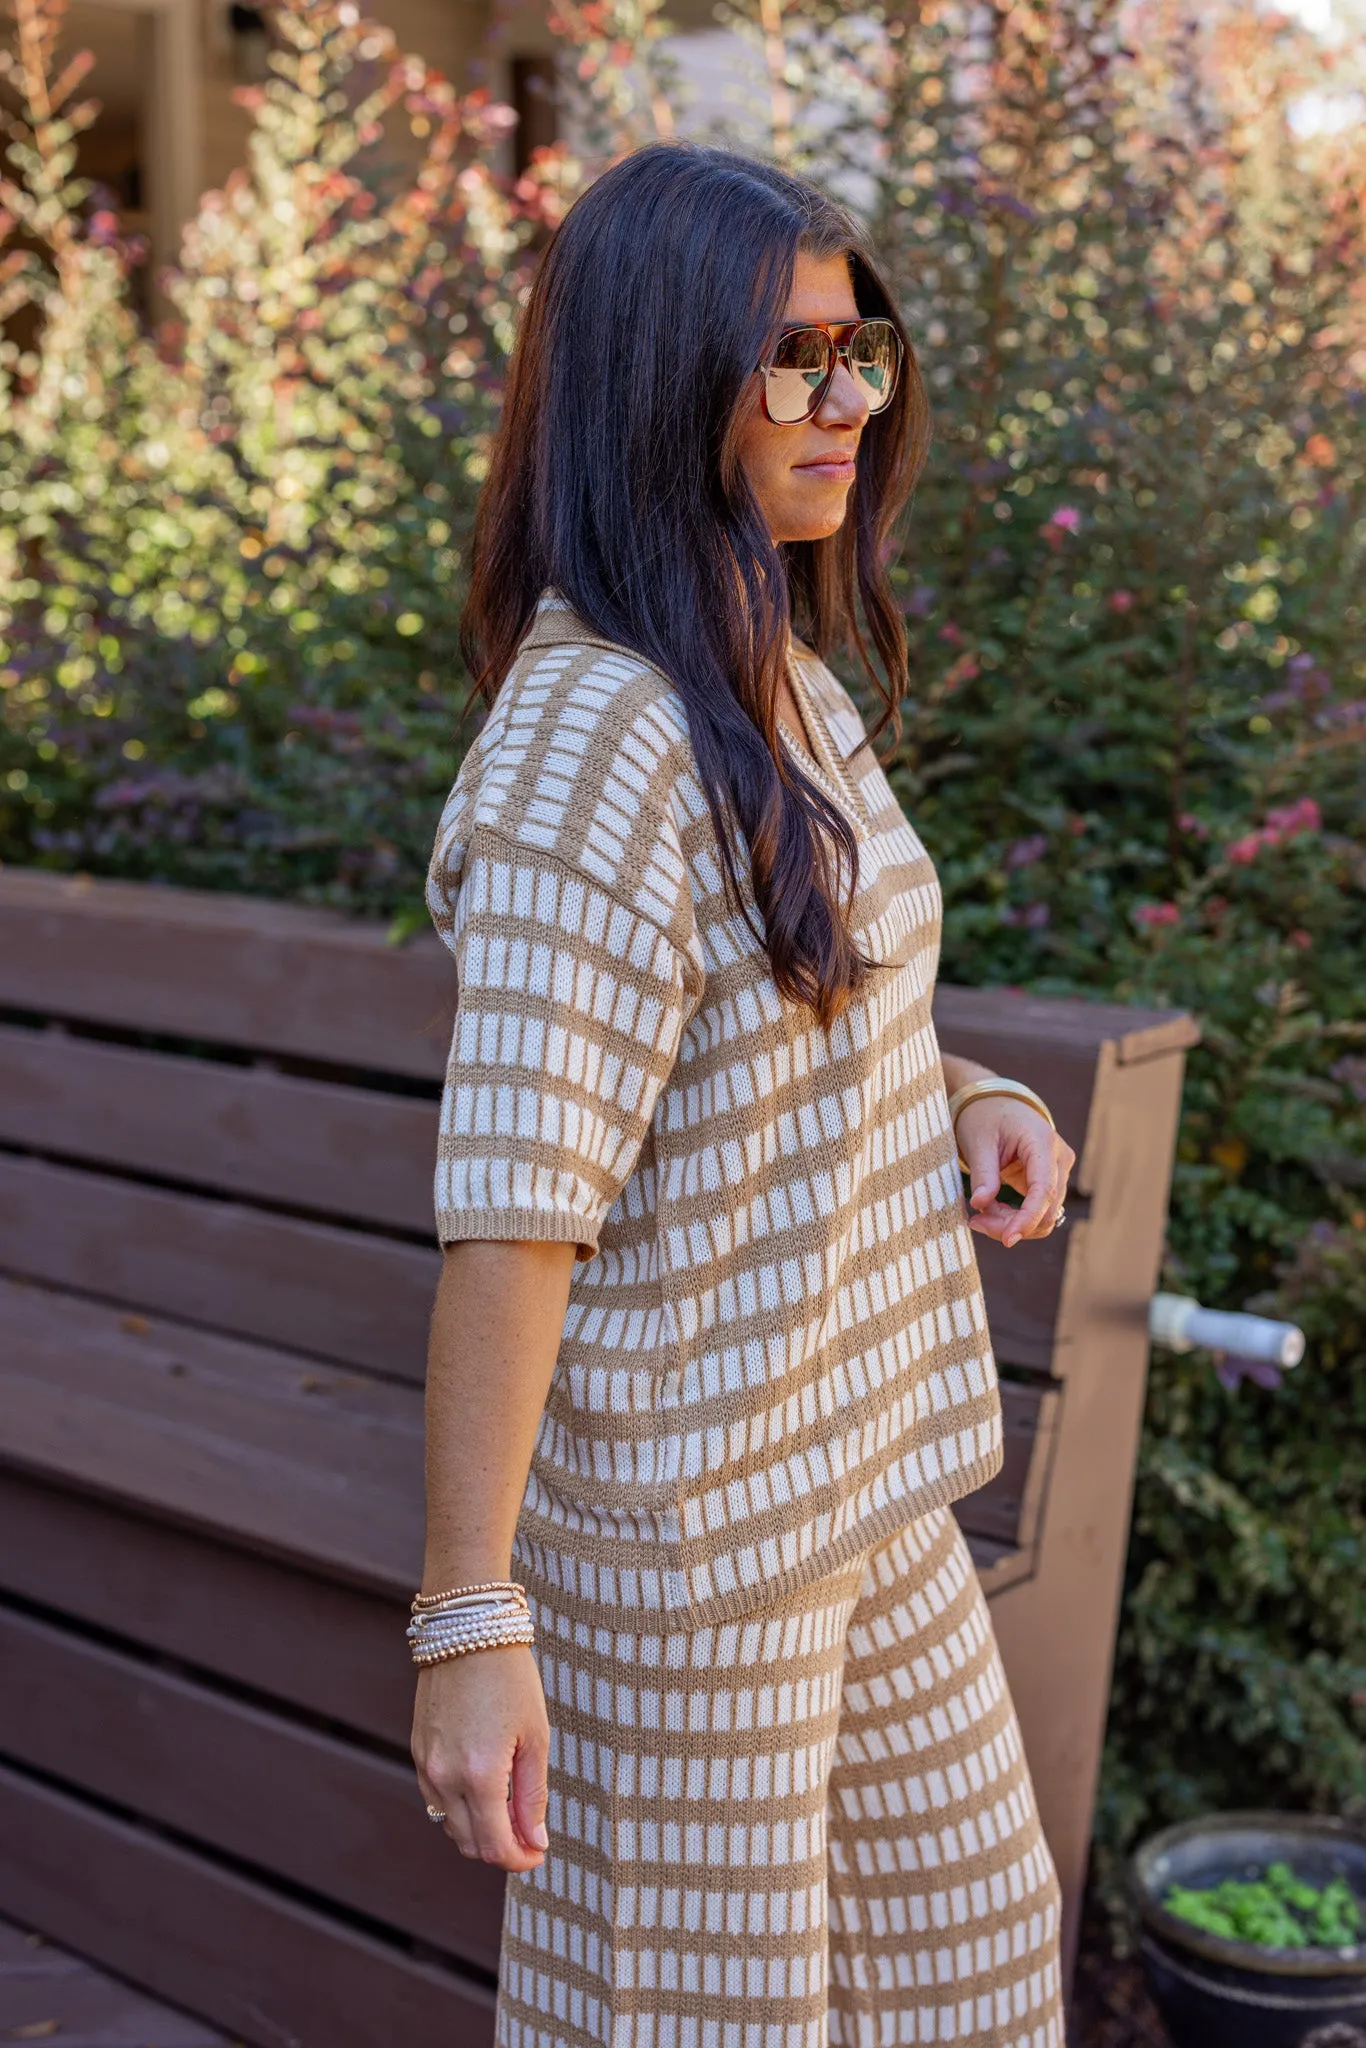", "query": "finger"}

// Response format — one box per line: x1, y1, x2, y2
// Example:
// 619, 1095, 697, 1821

444, 1793, 480, 1860
1055, 1143, 1077, 1204
509, 1736, 550, 1855
1003, 1136, 1058, 1247
1021, 1184, 1064, 1239
966, 1198, 1026, 1243
1023, 1141, 1075, 1238
415, 1761, 477, 1858
466, 1765, 530, 1869
959, 1127, 1002, 1212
